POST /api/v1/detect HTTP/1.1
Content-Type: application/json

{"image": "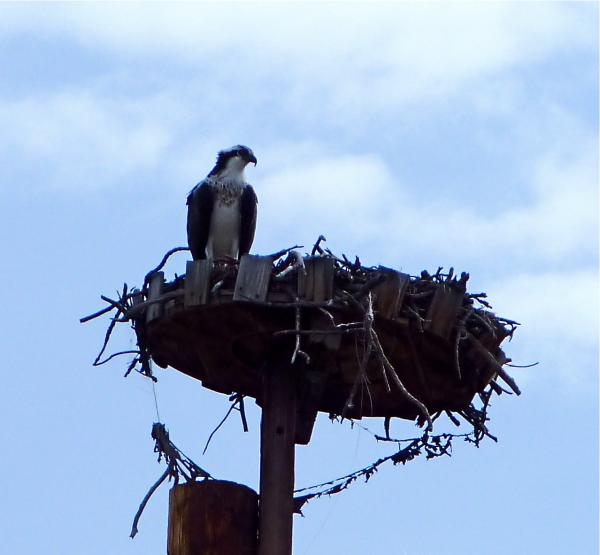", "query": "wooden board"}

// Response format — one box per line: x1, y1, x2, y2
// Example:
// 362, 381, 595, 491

426, 283, 464, 340
185, 259, 211, 307
146, 272, 164, 323
374, 269, 410, 319
299, 257, 335, 302
234, 255, 273, 302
